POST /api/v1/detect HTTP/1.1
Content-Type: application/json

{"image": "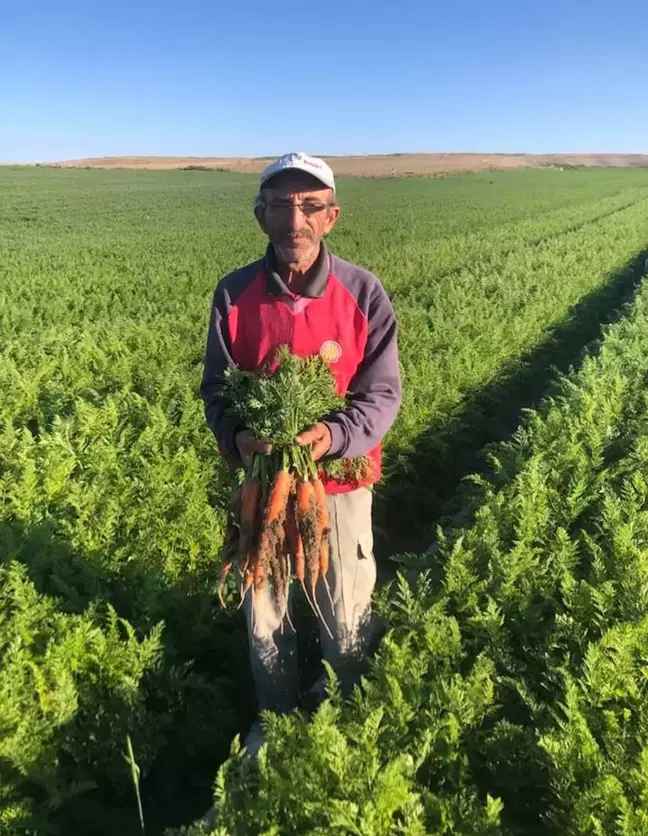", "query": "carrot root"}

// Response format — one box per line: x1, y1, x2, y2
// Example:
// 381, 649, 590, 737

300, 579, 324, 629
320, 574, 335, 618
283, 602, 296, 634
310, 582, 334, 640
218, 559, 233, 608
239, 569, 253, 607
318, 527, 335, 615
